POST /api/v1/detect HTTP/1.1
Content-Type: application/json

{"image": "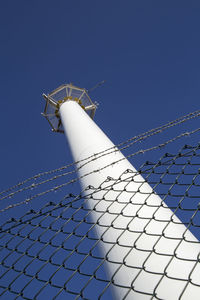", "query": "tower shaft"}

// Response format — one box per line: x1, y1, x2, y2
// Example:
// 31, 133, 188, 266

59, 100, 200, 300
